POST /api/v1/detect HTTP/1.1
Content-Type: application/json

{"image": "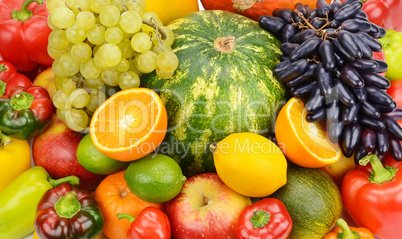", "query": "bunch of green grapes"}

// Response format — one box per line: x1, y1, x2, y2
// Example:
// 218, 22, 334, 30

47, 0, 179, 132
